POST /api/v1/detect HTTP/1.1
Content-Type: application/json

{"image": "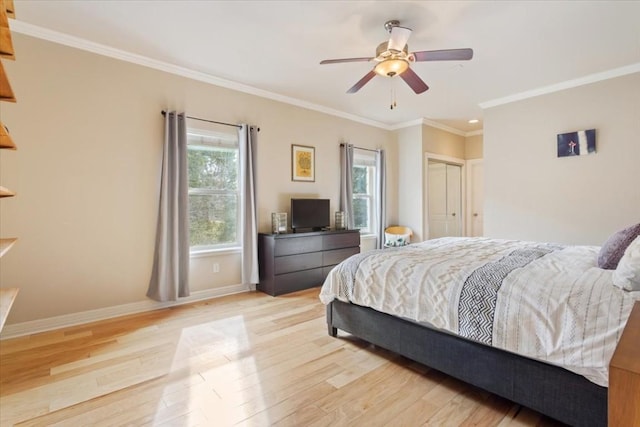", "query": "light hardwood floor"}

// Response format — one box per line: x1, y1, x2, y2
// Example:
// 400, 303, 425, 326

0, 288, 565, 426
